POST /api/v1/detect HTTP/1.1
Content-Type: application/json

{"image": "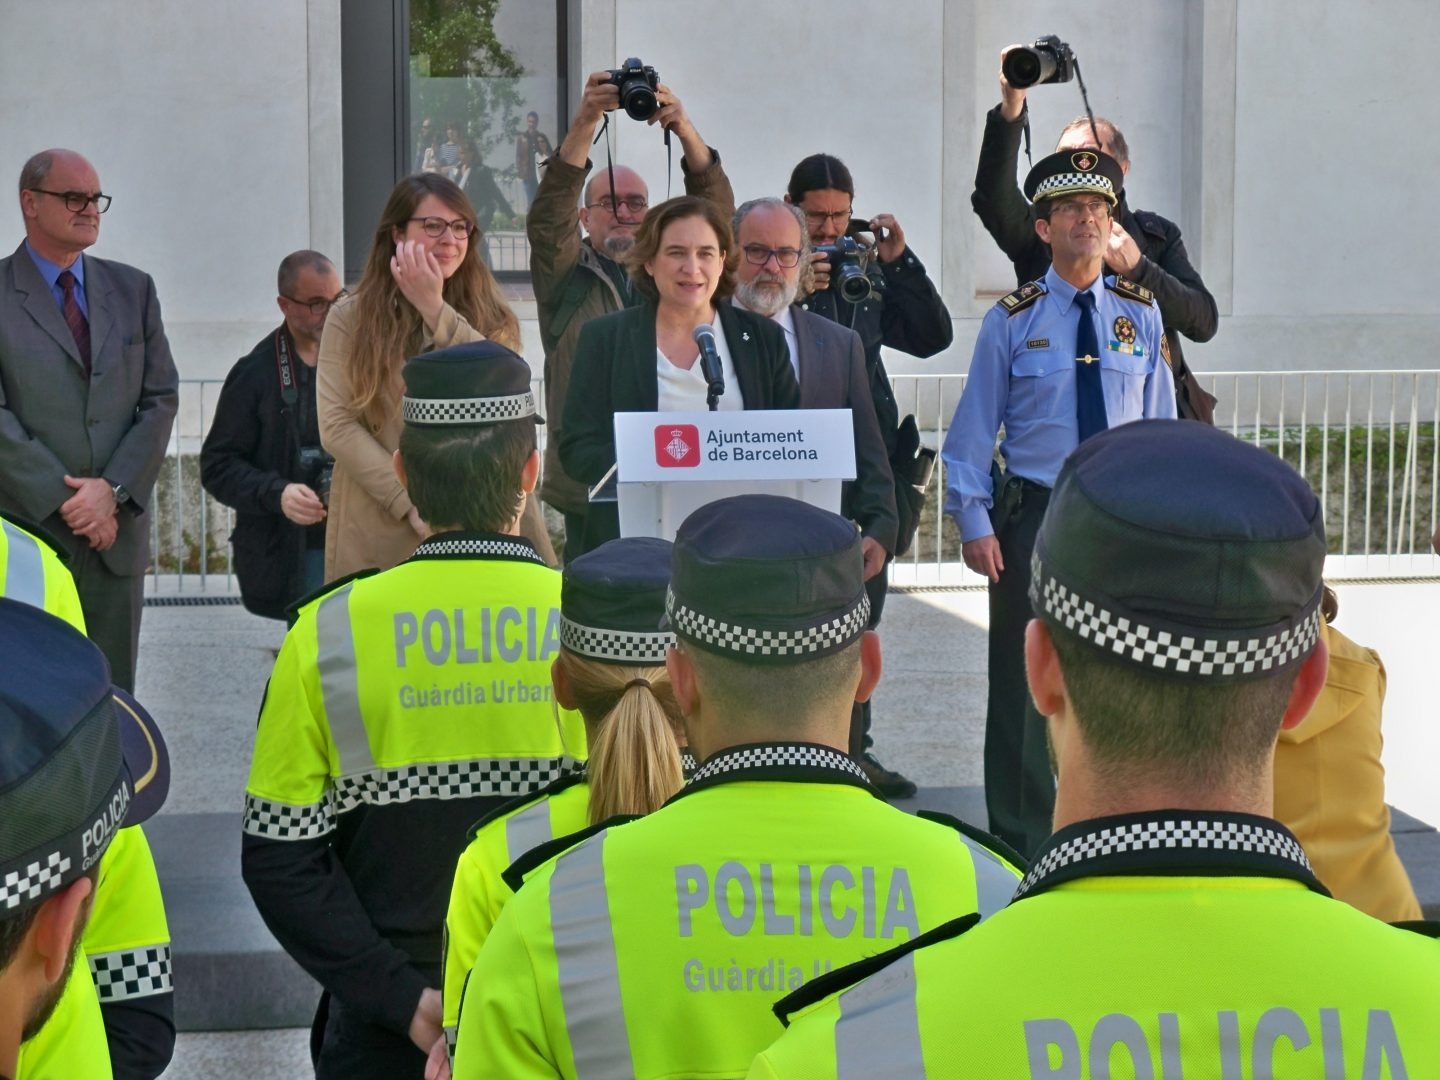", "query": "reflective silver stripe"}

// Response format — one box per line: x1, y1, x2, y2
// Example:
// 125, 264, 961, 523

834, 950, 924, 1079
962, 836, 1020, 919
1, 519, 45, 608
505, 798, 555, 862
315, 583, 376, 772
549, 830, 632, 1078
